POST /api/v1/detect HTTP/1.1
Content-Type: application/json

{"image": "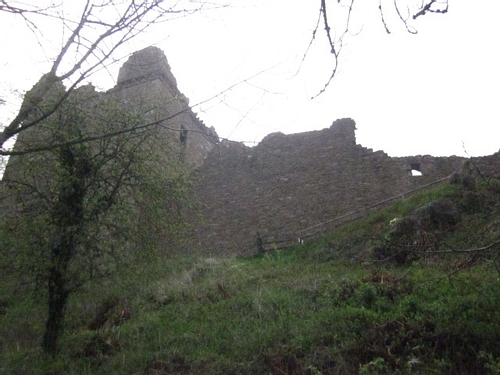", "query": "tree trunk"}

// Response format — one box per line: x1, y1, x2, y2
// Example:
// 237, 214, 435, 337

42, 265, 70, 356
41, 145, 88, 355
